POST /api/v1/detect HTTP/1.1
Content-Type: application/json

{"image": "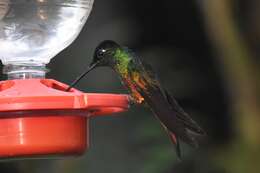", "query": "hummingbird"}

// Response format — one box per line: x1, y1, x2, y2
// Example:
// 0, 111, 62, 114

67, 40, 205, 158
